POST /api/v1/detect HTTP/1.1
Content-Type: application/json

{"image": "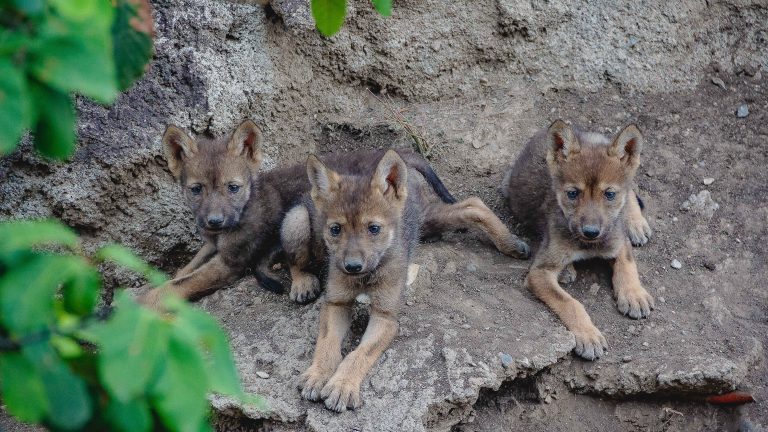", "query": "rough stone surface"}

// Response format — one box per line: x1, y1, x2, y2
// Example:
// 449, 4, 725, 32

1, 0, 767, 430
204, 243, 573, 431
